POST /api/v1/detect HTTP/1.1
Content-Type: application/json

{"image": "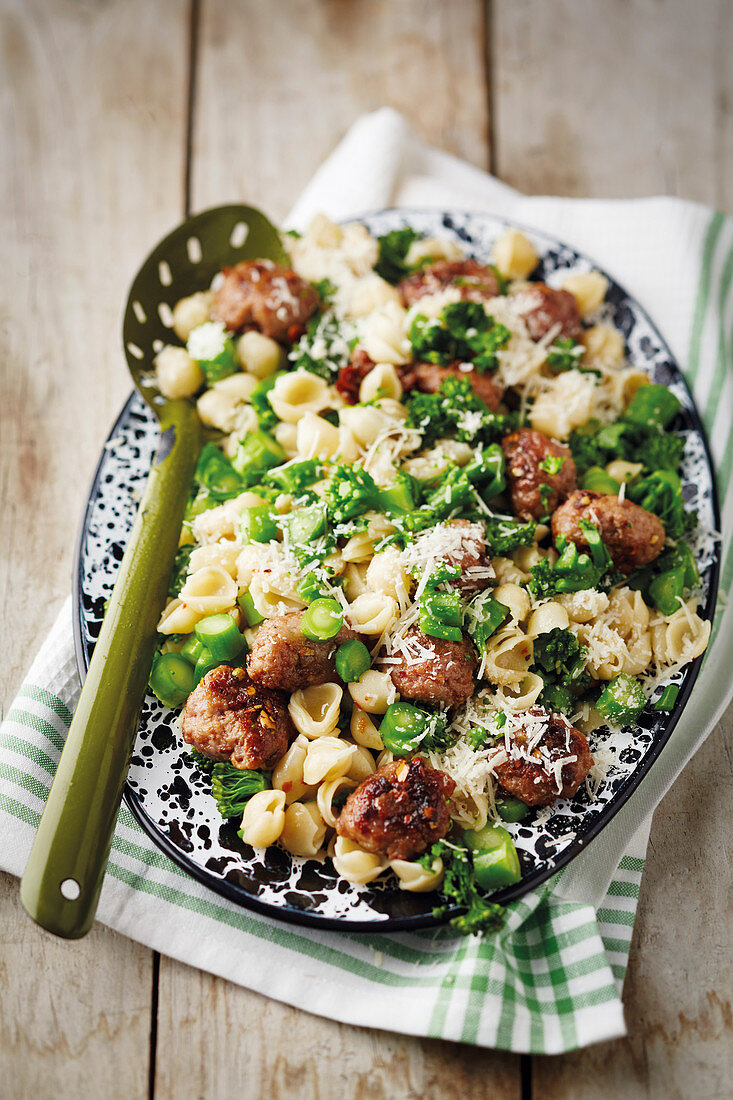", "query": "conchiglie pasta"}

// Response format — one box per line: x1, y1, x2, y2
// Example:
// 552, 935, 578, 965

332, 836, 386, 884
491, 556, 529, 585
172, 291, 212, 342
350, 707, 384, 751
269, 370, 331, 423
358, 301, 411, 366
239, 789, 286, 848
359, 362, 403, 403
562, 270, 608, 315
348, 670, 396, 714
274, 421, 298, 457
653, 602, 710, 665
346, 743, 377, 782
188, 541, 239, 578
606, 459, 643, 484
582, 323, 625, 366
493, 672, 544, 711
296, 412, 341, 460
179, 565, 237, 614
303, 737, 356, 785
365, 548, 411, 604
348, 593, 399, 635
492, 228, 538, 280
390, 857, 444, 893
317, 776, 356, 828
492, 583, 531, 624
527, 600, 570, 636
236, 330, 283, 378
343, 562, 370, 600
155, 345, 203, 399
157, 597, 201, 635
279, 801, 327, 858
271, 734, 318, 804
289, 683, 342, 739
482, 627, 533, 686
344, 273, 402, 318
405, 235, 463, 267
530, 370, 596, 439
